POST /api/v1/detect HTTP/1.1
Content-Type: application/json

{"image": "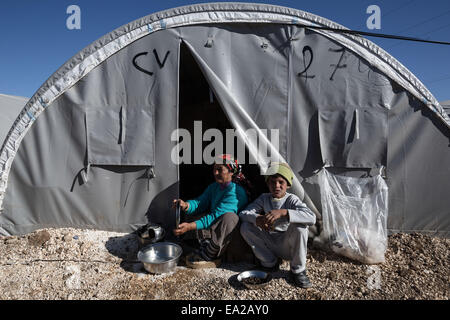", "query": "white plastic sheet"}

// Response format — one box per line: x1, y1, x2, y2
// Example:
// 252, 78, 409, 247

318, 169, 388, 264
